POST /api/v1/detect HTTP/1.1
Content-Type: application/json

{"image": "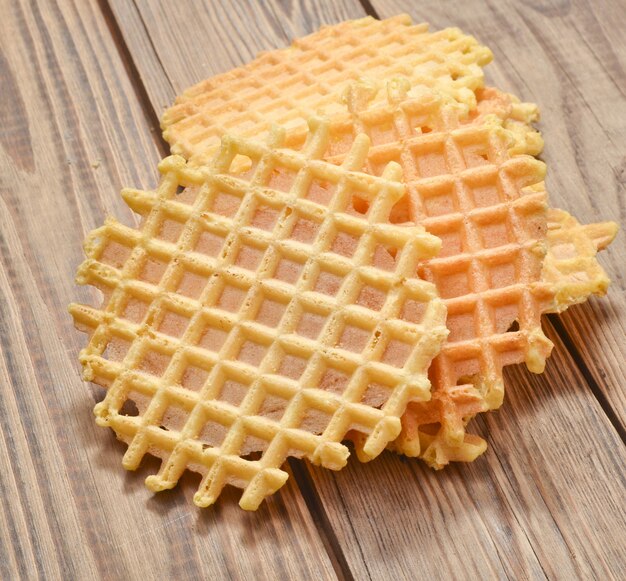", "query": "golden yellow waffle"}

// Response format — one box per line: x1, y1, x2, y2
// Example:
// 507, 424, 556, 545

162, 14, 492, 165
69, 120, 448, 509
299, 80, 554, 466
543, 208, 618, 313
